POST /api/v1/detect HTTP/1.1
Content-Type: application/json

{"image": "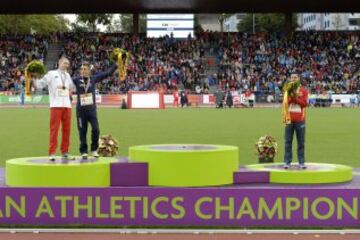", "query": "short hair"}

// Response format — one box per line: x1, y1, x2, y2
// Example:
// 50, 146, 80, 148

59, 57, 69, 64
81, 61, 90, 68
290, 68, 300, 75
